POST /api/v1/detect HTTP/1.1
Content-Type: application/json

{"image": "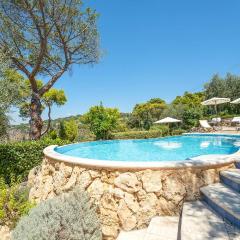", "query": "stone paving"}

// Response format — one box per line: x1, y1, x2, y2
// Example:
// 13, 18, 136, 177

143, 216, 179, 240
117, 228, 147, 240
181, 201, 229, 240
117, 206, 240, 240
224, 220, 240, 240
